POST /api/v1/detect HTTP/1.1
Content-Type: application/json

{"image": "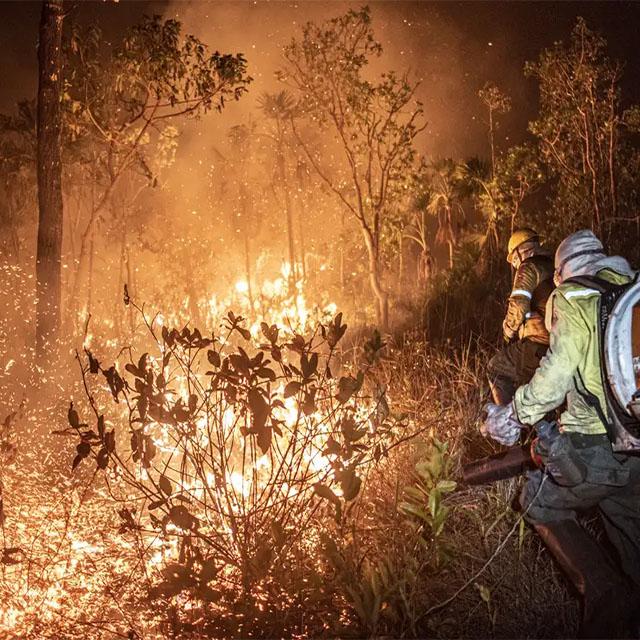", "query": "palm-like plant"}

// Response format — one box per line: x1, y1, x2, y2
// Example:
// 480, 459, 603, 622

456, 156, 500, 275
405, 184, 434, 285
426, 159, 465, 269
457, 157, 496, 238
257, 90, 297, 121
